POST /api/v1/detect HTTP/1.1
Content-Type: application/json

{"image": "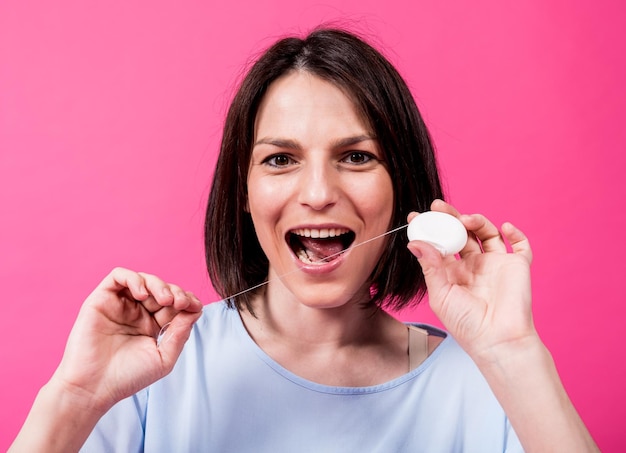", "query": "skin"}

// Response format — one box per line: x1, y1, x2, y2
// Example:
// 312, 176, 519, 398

9, 72, 599, 452
9, 268, 203, 452
242, 71, 418, 386
247, 71, 394, 310
408, 200, 599, 452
